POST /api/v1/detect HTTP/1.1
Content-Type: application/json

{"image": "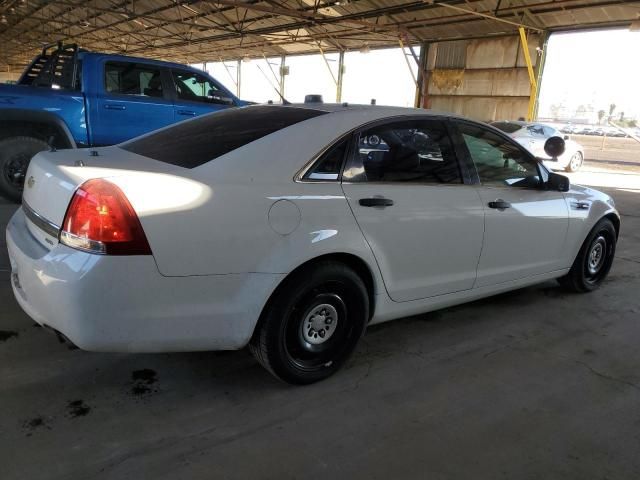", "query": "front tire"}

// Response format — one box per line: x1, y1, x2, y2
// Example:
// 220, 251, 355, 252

565, 151, 584, 173
558, 218, 616, 292
0, 136, 50, 203
250, 261, 369, 384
